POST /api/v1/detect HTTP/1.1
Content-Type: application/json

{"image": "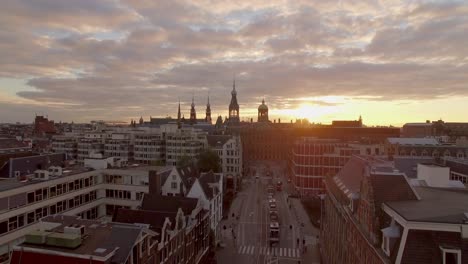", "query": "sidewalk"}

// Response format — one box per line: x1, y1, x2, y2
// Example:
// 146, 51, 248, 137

290, 198, 321, 264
